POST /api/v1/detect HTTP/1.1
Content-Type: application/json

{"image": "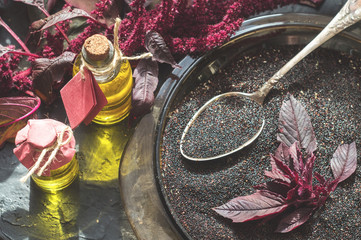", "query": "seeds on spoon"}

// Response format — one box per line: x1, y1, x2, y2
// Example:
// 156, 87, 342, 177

181, 96, 263, 159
